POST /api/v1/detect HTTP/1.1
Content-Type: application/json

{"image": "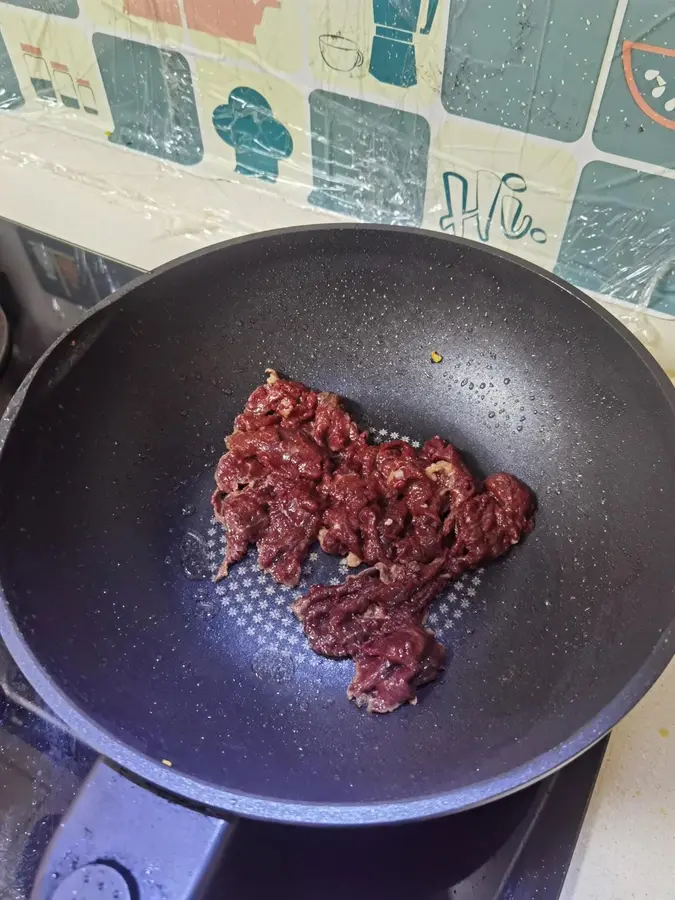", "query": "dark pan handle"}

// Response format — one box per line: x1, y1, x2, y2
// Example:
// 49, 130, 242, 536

30, 759, 235, 900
